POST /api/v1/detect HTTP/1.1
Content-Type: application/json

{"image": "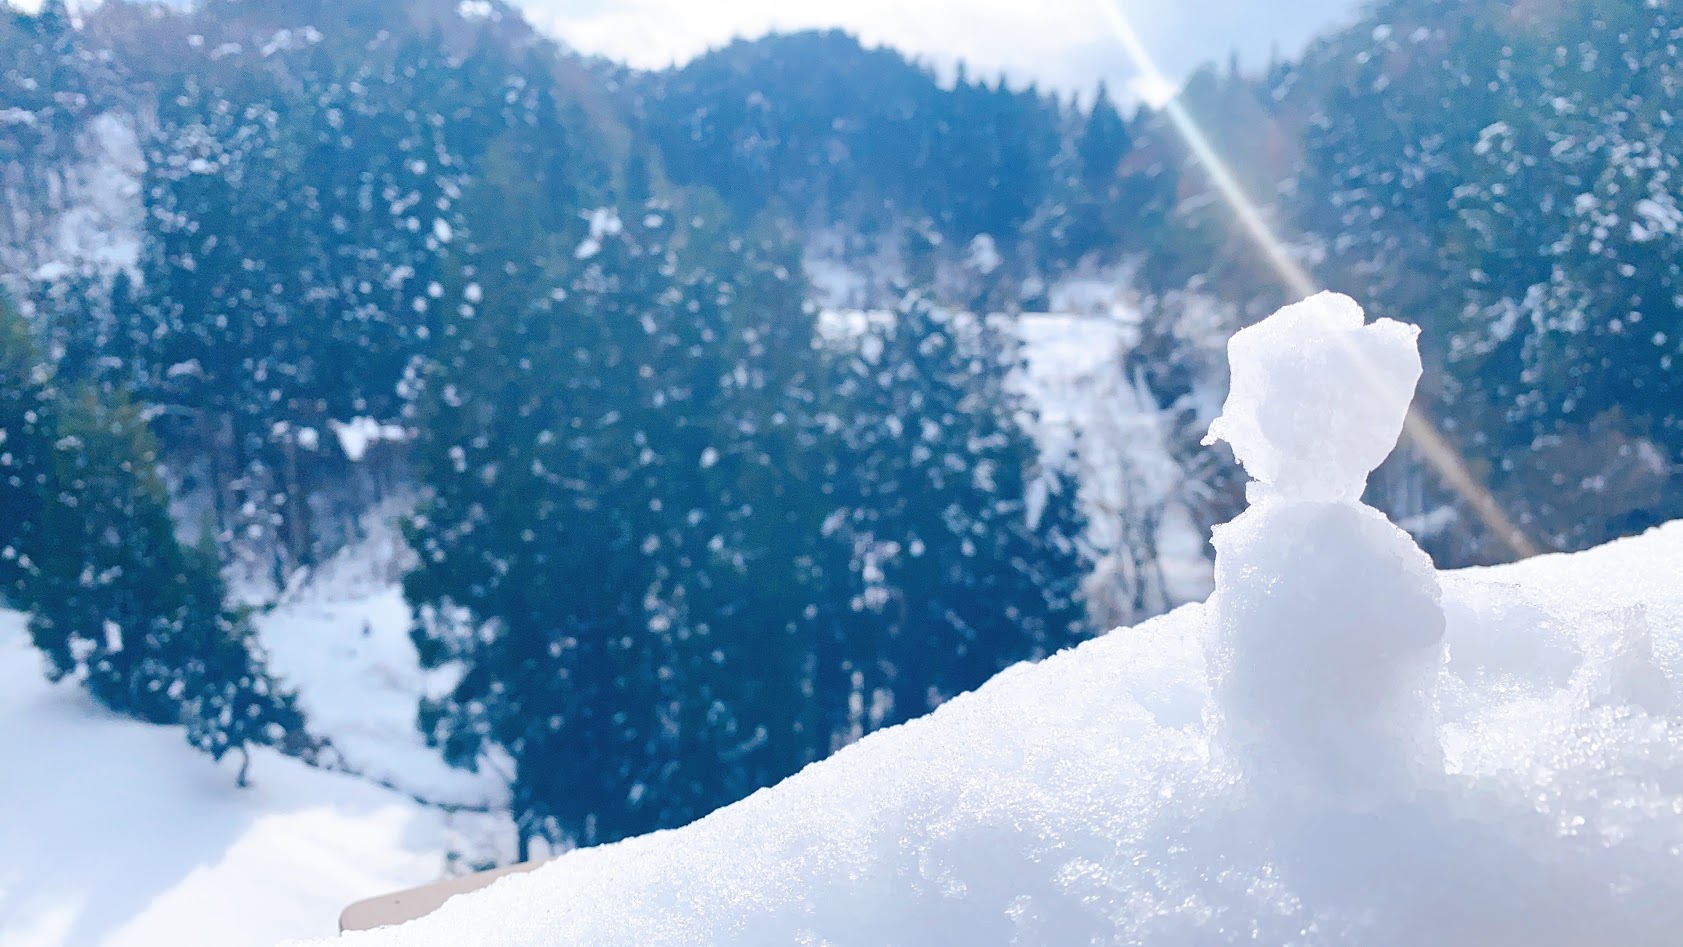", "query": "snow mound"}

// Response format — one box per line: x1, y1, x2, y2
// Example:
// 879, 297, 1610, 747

322, 294, 1683, 946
